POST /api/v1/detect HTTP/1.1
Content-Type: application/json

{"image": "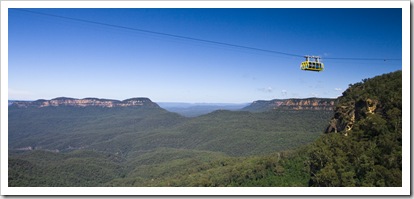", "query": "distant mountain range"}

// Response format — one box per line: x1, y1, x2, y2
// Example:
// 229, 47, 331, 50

9, 97, 159, 108
8, 98, 333, 157
157, 102, 249, 117
242, 98, 337, 112
9, 97, 337, 116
